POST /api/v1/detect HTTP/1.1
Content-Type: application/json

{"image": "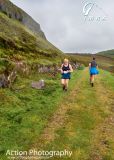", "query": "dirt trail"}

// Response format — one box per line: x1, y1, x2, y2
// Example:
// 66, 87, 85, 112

32, 69, 87, 149
31, 68, 114, 159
